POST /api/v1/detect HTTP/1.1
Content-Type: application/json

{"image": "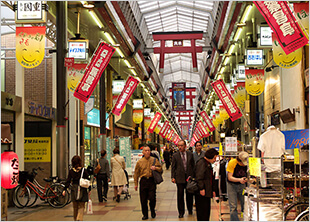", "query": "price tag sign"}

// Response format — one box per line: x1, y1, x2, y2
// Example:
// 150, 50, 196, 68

249, 157, 261, 177
294, 148, 299, 164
